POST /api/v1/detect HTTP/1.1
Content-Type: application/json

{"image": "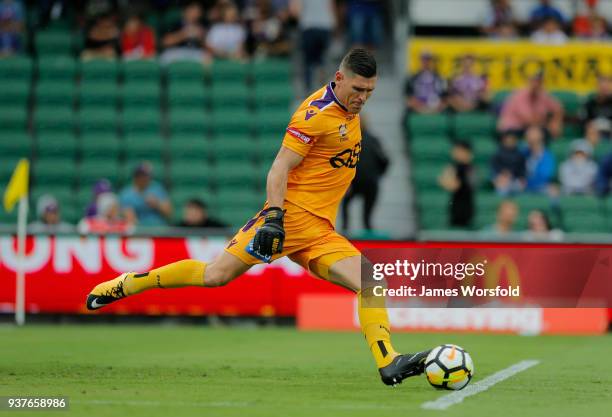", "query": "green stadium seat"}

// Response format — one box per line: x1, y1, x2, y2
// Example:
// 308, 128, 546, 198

471, 138, 497, 164
213, 161, 259, 187
0, 56, 33, 81
561, 122, 582, 140
36, 79, 75, 107
79, 80, 118, 107
210, 60, 248, 84
254, 138, 281, 164
514, 194, 551, 213
0, 156, 22, 186
167, 61, 205, 83
218, 207, 258, 227
210, 84, 249, 110
124, 133, 165, 160
492, 90, 513, 109
563, 211, 608, 233
252, 110, 289, 137
411, 163, 445, 191
78, 107, 118, 135
121, 81, 161, 110
212, 135, 254, 162
253, 84, 292, 110
169, 108, 210, 135
36, 132, 77, 158
35, 30, 73, 56
416, 192, 448, 219
122, 108, 161, 135
550, 140, 570, 162
81, 133, 122, 159
594, 140, 612, 162
411, 137, 451, 163
79, 158, 124, 189
167, 81, 208, 109
170, 186, 215, 221
123, 59, 161, 83
34, 105, 74, 134
407, 113, 449, 138
252, 59, 291, 85
211, 110, 253, 136
168, 134, 211, 162
37, 56, 77, 81
551, 91, 581, 117
81, 59, 119, 82
34, 157, 77, 187
214, 188, 262, 212
454, 112, 495, 138
0, 132, 32, 158
0, 80, 29, 107
169, 162, 213, 187
0, 105, 28, 133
